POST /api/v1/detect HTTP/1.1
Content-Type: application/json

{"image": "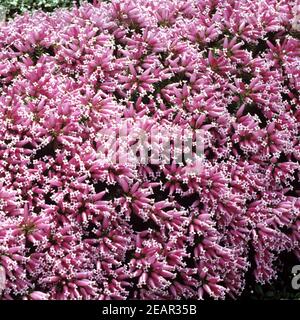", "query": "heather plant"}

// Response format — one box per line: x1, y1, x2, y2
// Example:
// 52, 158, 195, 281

0, 0, 299, 300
